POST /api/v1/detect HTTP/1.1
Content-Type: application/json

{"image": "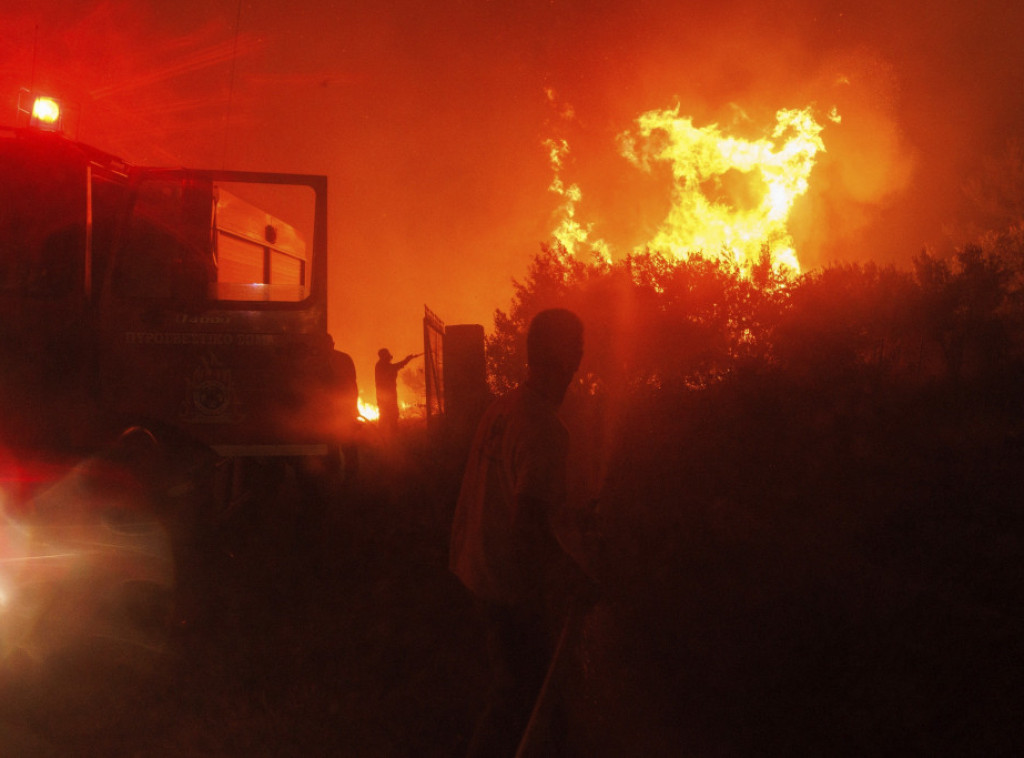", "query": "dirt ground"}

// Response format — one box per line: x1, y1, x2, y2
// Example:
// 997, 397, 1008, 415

2, 434, 486, 757
2, 425, 1021, 757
